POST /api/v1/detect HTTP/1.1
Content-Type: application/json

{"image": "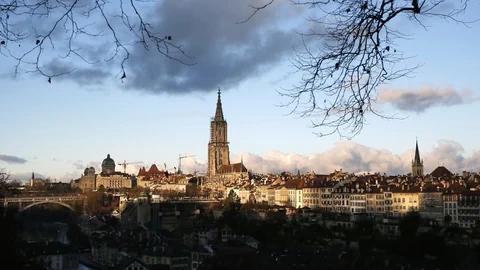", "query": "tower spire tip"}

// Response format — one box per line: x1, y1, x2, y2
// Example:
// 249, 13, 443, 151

214, 87, 224, 121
